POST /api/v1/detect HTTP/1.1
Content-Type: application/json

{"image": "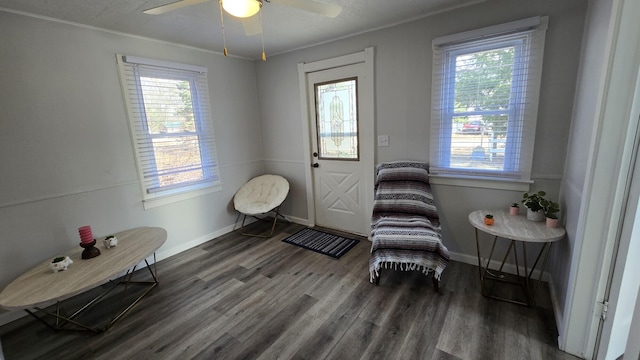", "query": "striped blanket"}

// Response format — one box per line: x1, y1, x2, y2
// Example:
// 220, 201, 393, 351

369, 161, 450, 283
